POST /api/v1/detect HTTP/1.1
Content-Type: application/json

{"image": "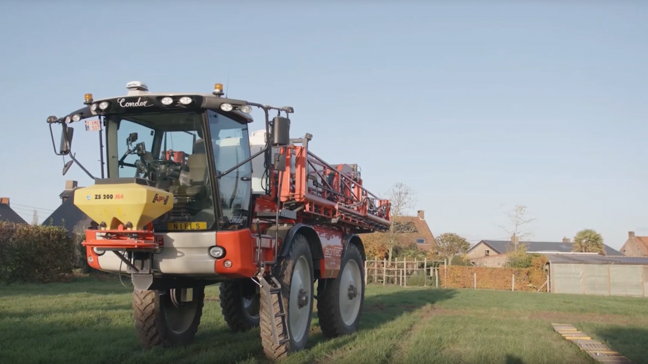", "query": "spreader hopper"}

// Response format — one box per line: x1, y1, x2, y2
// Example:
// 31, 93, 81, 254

73, 181, 173, 230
